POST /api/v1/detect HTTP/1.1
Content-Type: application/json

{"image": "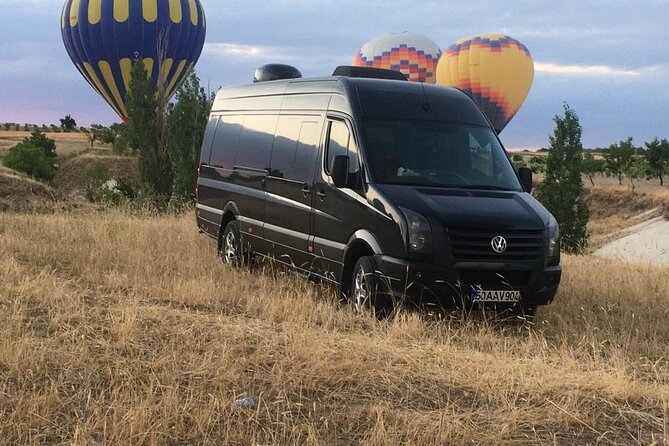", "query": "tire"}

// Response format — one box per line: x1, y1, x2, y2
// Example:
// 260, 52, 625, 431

349, 256, 393, 319
220, 220, 243, 267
